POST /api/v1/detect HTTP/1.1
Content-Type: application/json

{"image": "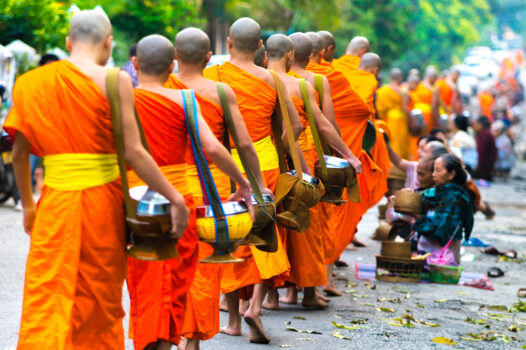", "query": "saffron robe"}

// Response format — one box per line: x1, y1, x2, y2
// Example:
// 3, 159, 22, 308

127, 89, 198, 349
4, 60, 127, 349
333, 54, 361, 73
